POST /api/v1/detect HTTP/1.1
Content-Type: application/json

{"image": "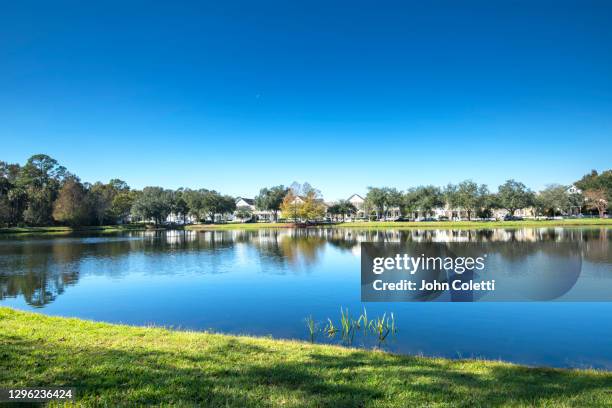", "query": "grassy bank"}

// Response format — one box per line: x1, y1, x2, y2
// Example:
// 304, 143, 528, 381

1, 308, 610, 407
2, 218, 609, 235
329, 218, 612, 229
187, 218, 612, 231
0, 224, 155, 235
187, 222, 294, 231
